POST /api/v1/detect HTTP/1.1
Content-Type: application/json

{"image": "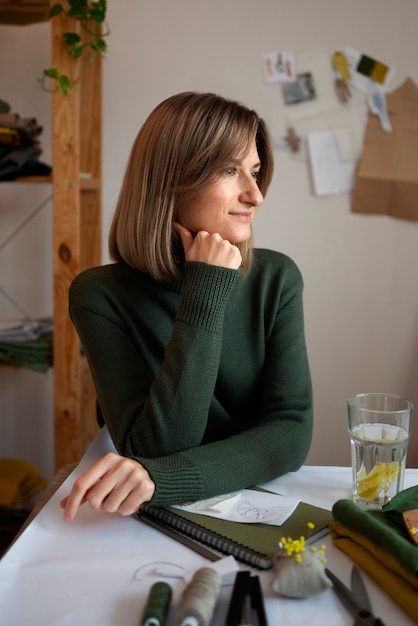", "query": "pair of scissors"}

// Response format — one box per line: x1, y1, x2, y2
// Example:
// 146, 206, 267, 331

325, 566, 386, 626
